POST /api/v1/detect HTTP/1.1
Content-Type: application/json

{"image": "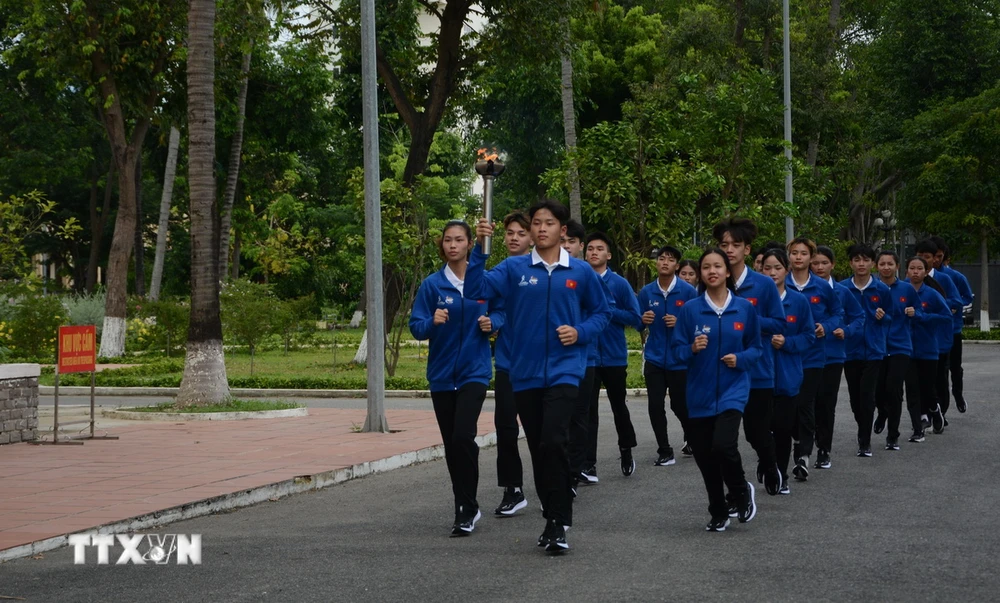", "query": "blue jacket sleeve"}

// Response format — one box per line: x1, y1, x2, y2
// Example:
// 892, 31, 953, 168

842, 289, 865, 338
904, 283, 921, 324
917, 291, 952, 326
820, 283, 844, 334
636, 289, 650, 334
409, 279, 439, 341
877, 289, 894, 326
487, 298, 505, 333
949, 269, 975, 306
673, 304, 695, 365
938, 275, 963, 316
735, 306, 763, 370
574, 269, 613, 345
758, 280, 787, 336
611, 279, 643, 330
465, 248, 509, 302
782, 299, 817, 354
